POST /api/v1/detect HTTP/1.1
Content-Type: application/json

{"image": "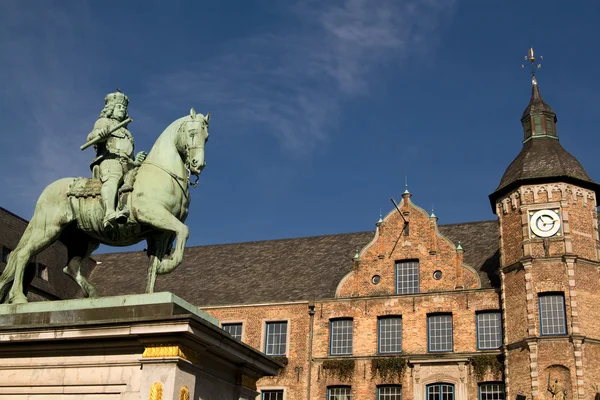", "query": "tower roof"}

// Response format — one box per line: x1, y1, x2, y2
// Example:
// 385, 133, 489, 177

489, 75, 600, 210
